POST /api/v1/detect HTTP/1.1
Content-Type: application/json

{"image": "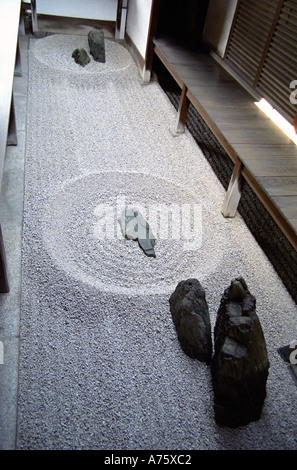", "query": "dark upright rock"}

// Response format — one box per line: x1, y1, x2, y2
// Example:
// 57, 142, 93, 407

169, 279, 212, 364
72, 48, 91, 67
211, 277, 269, 427
88, 30, 106, 62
